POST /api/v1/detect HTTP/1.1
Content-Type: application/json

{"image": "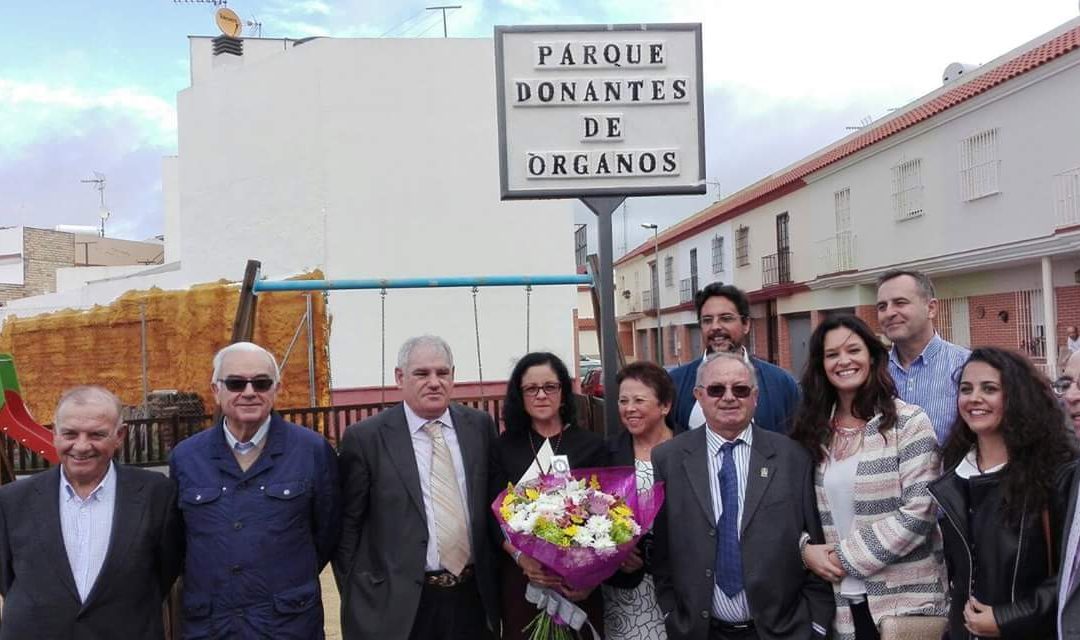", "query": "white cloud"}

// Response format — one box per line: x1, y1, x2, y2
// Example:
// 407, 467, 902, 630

0, 79, 177, 153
